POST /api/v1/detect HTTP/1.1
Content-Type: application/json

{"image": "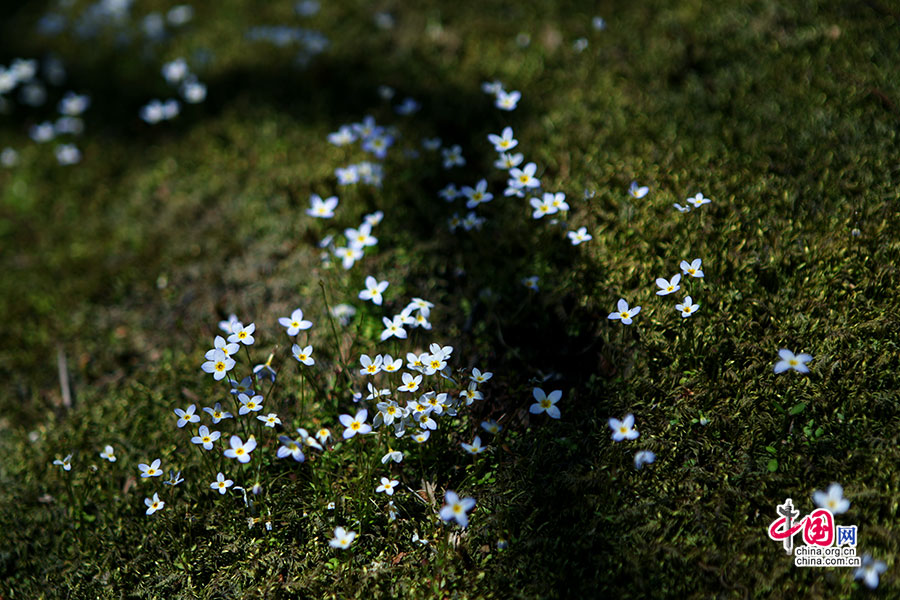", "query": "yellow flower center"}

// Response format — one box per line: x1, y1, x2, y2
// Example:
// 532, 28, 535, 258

235, 448, 245, 456
215, 362, 226, 371
351, 422, 360, 430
